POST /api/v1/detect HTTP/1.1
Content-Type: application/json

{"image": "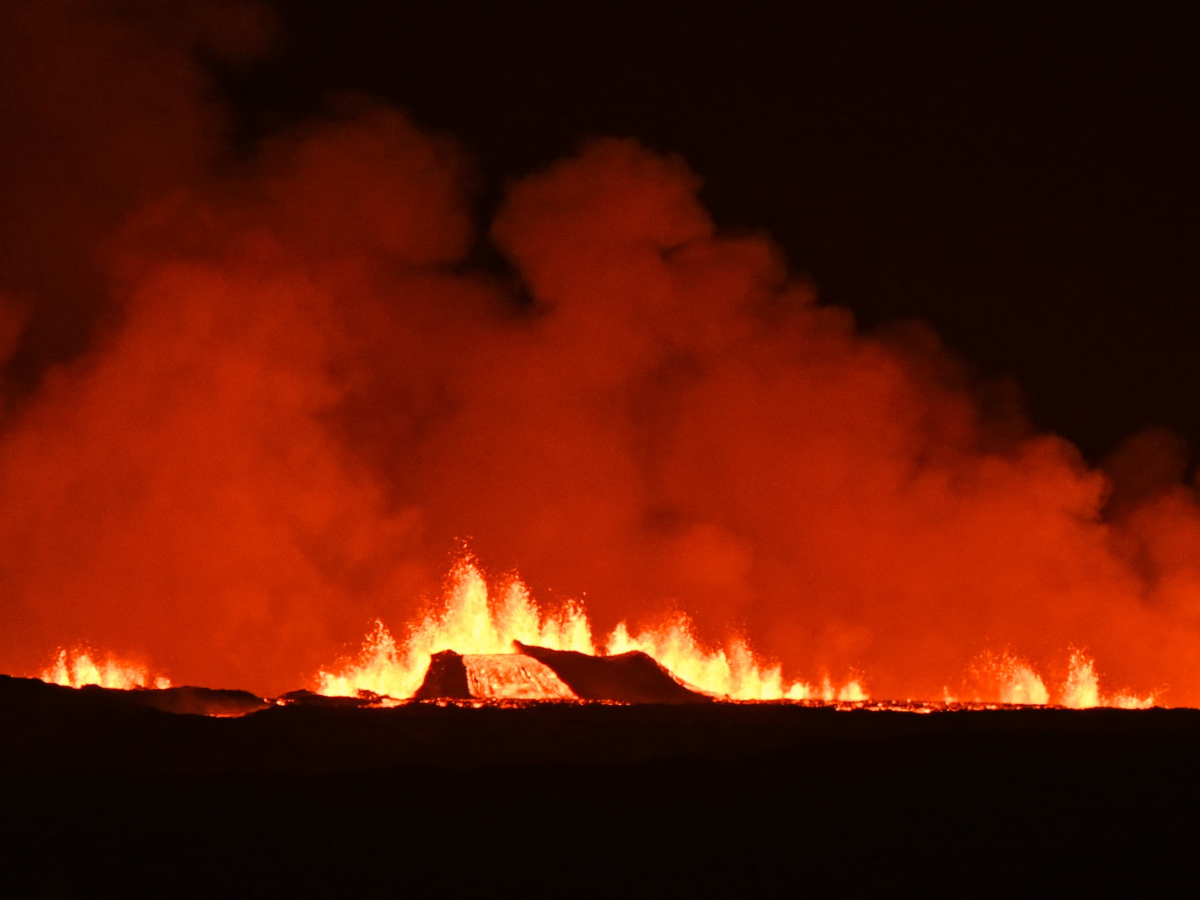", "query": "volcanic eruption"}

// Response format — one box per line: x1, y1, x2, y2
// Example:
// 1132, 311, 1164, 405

2, 0, 1199, 710
8, 8, 1200, 898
